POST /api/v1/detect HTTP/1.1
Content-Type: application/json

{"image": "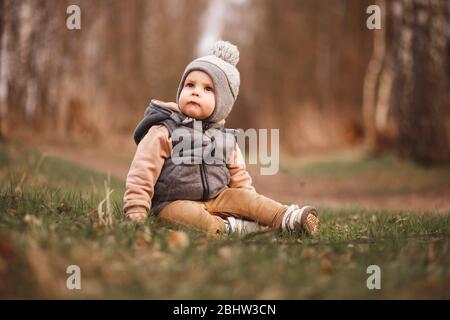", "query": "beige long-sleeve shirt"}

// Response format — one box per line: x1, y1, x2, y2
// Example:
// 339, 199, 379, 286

123, 101, 255, 216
